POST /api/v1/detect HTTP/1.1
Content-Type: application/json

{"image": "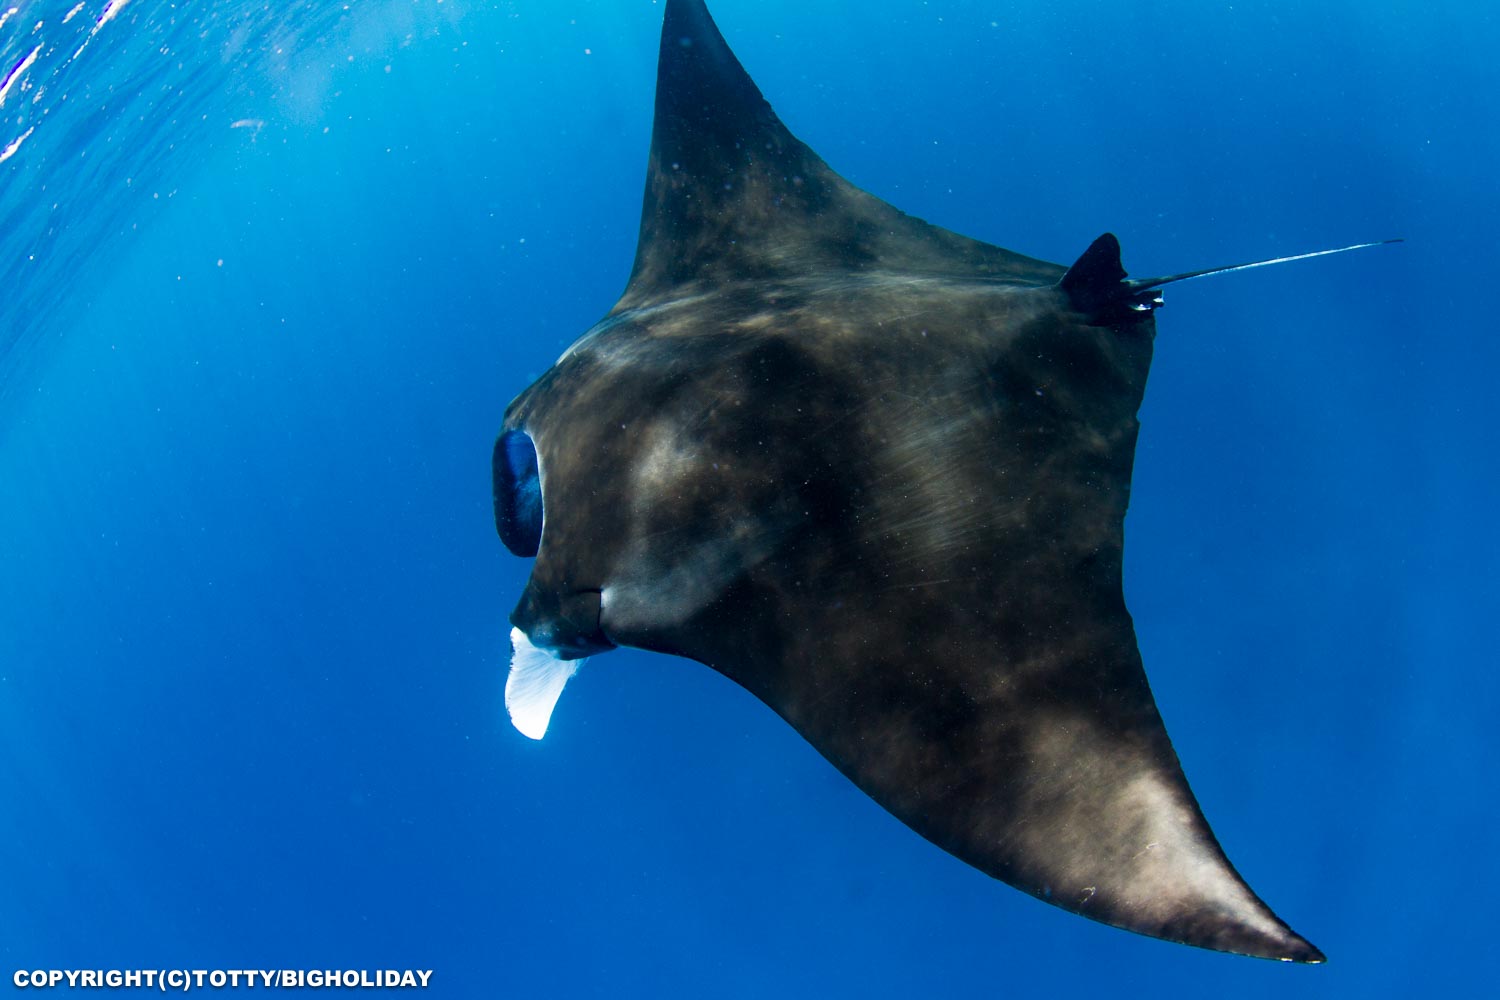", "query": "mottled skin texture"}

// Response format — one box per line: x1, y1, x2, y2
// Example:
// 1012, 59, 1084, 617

496, 0, 1322, 963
